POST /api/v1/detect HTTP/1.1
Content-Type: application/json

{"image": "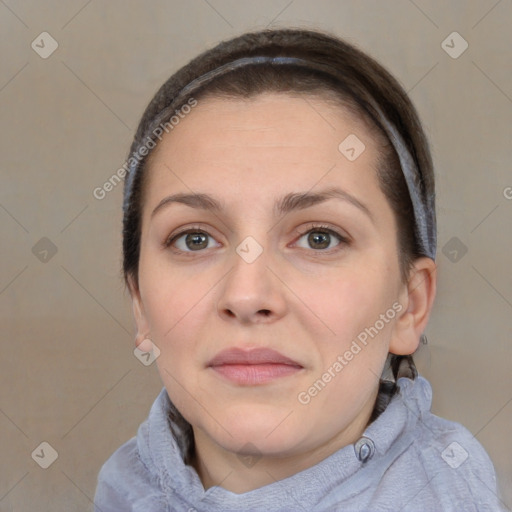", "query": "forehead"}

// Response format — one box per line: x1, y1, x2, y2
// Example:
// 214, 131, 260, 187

152, 92, 375, 152
141, 92, 386, 216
